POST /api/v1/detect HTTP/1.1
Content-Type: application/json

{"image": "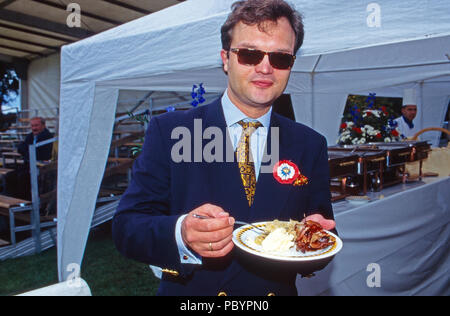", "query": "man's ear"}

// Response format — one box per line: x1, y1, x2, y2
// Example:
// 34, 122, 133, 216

220, 49, 229, 74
